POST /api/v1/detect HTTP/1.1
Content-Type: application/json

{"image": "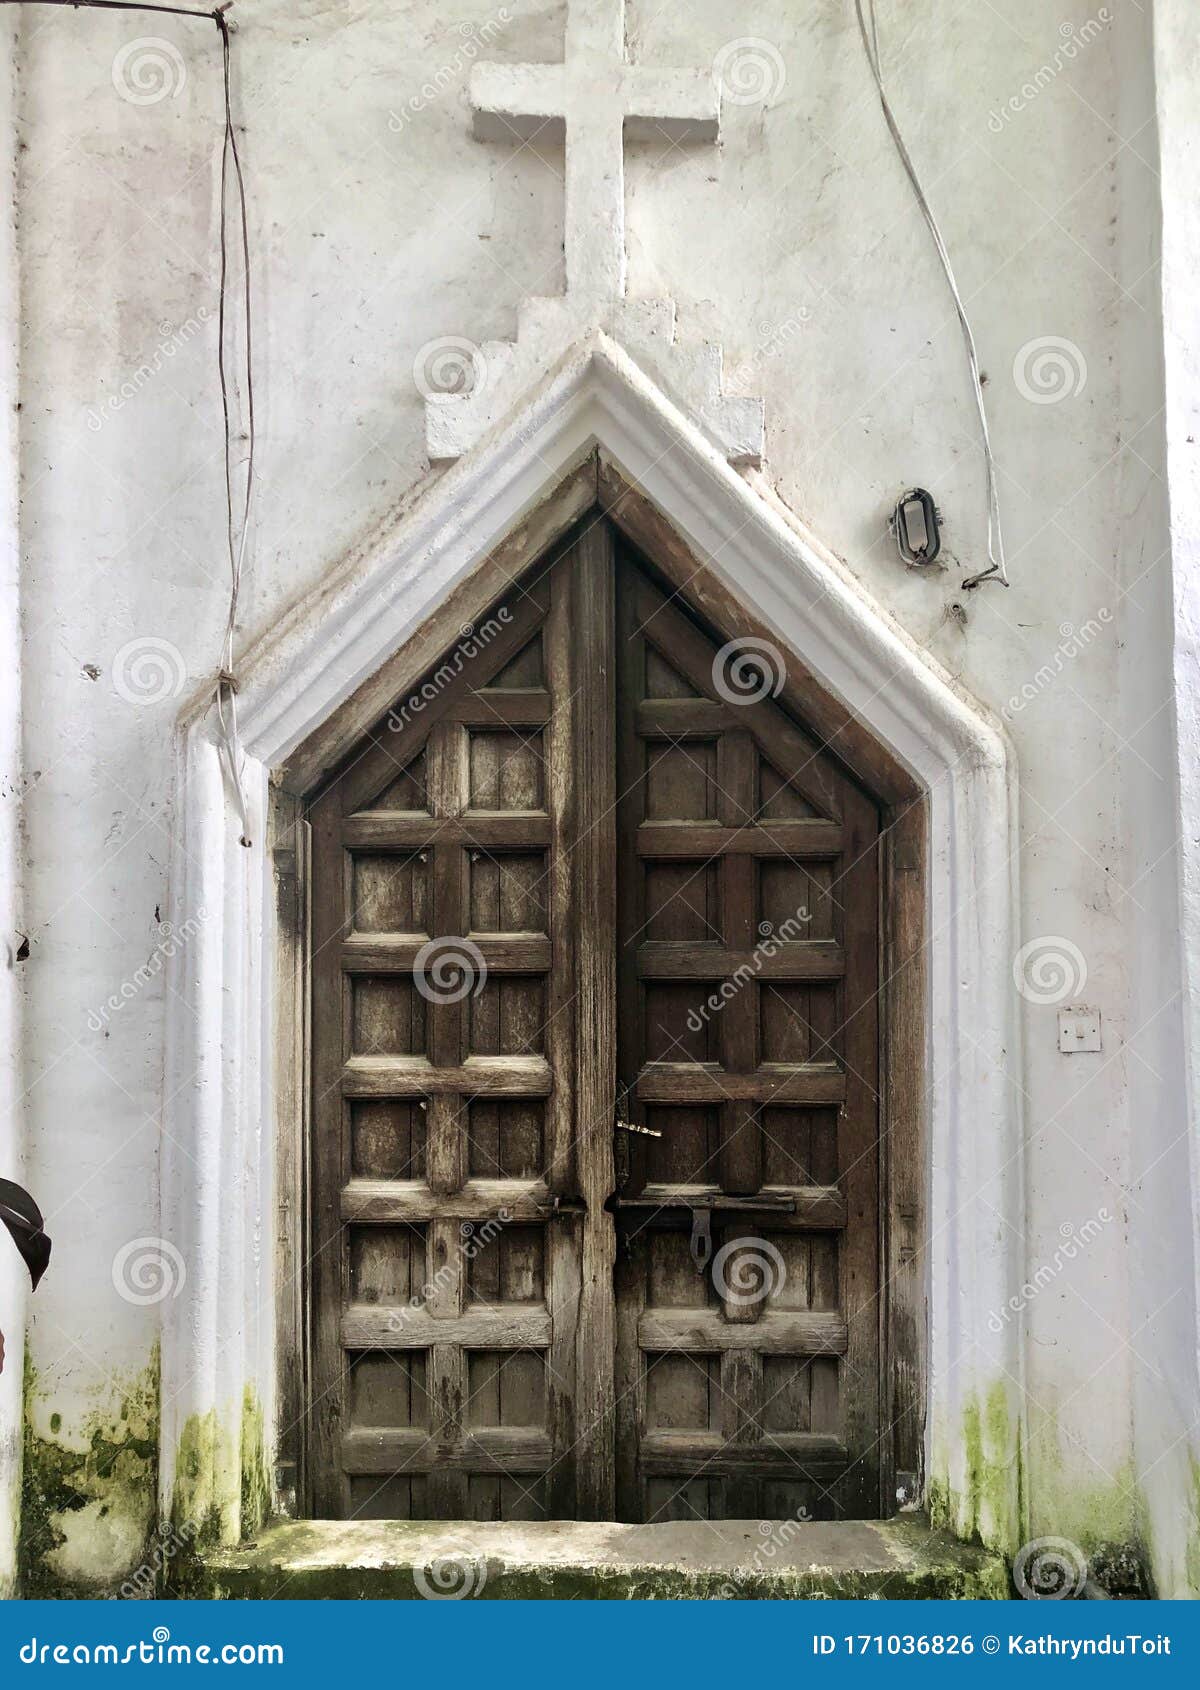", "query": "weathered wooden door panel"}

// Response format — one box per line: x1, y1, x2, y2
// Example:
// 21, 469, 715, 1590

307, 516, 883, 1524
308, 529, 615, 1521
612, 550, 881, 1523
